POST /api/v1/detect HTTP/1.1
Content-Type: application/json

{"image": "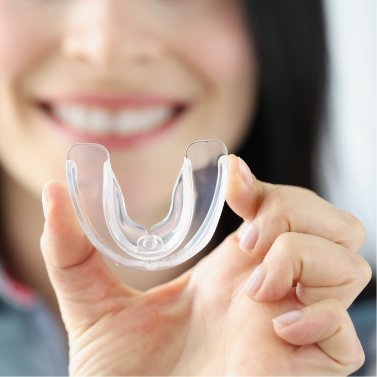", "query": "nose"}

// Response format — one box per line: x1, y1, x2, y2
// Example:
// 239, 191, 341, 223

62, 0, 164, 69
